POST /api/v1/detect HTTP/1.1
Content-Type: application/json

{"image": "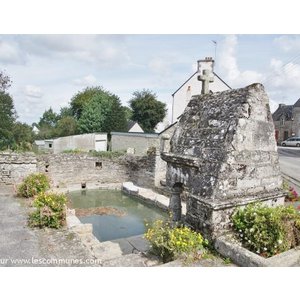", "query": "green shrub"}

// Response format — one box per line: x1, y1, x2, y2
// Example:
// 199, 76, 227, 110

18, 173, 50, 198
232, 203, 300, 257
28, 192, 67, 229
62, 149, 83, 154
90, 150, 125, 159
144, 219, 208, 263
